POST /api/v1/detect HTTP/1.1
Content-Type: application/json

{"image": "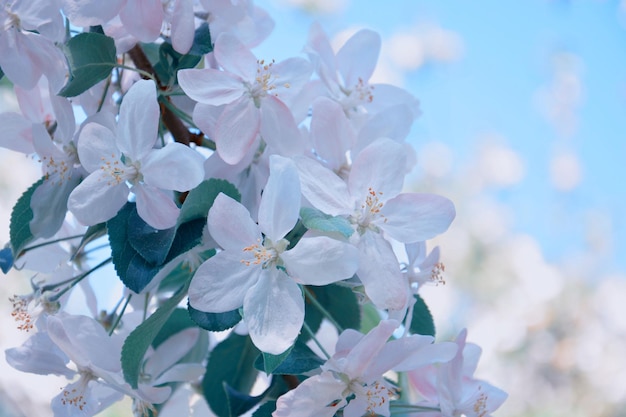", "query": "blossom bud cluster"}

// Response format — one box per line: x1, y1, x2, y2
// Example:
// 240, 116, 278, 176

0, 1, 507, 416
